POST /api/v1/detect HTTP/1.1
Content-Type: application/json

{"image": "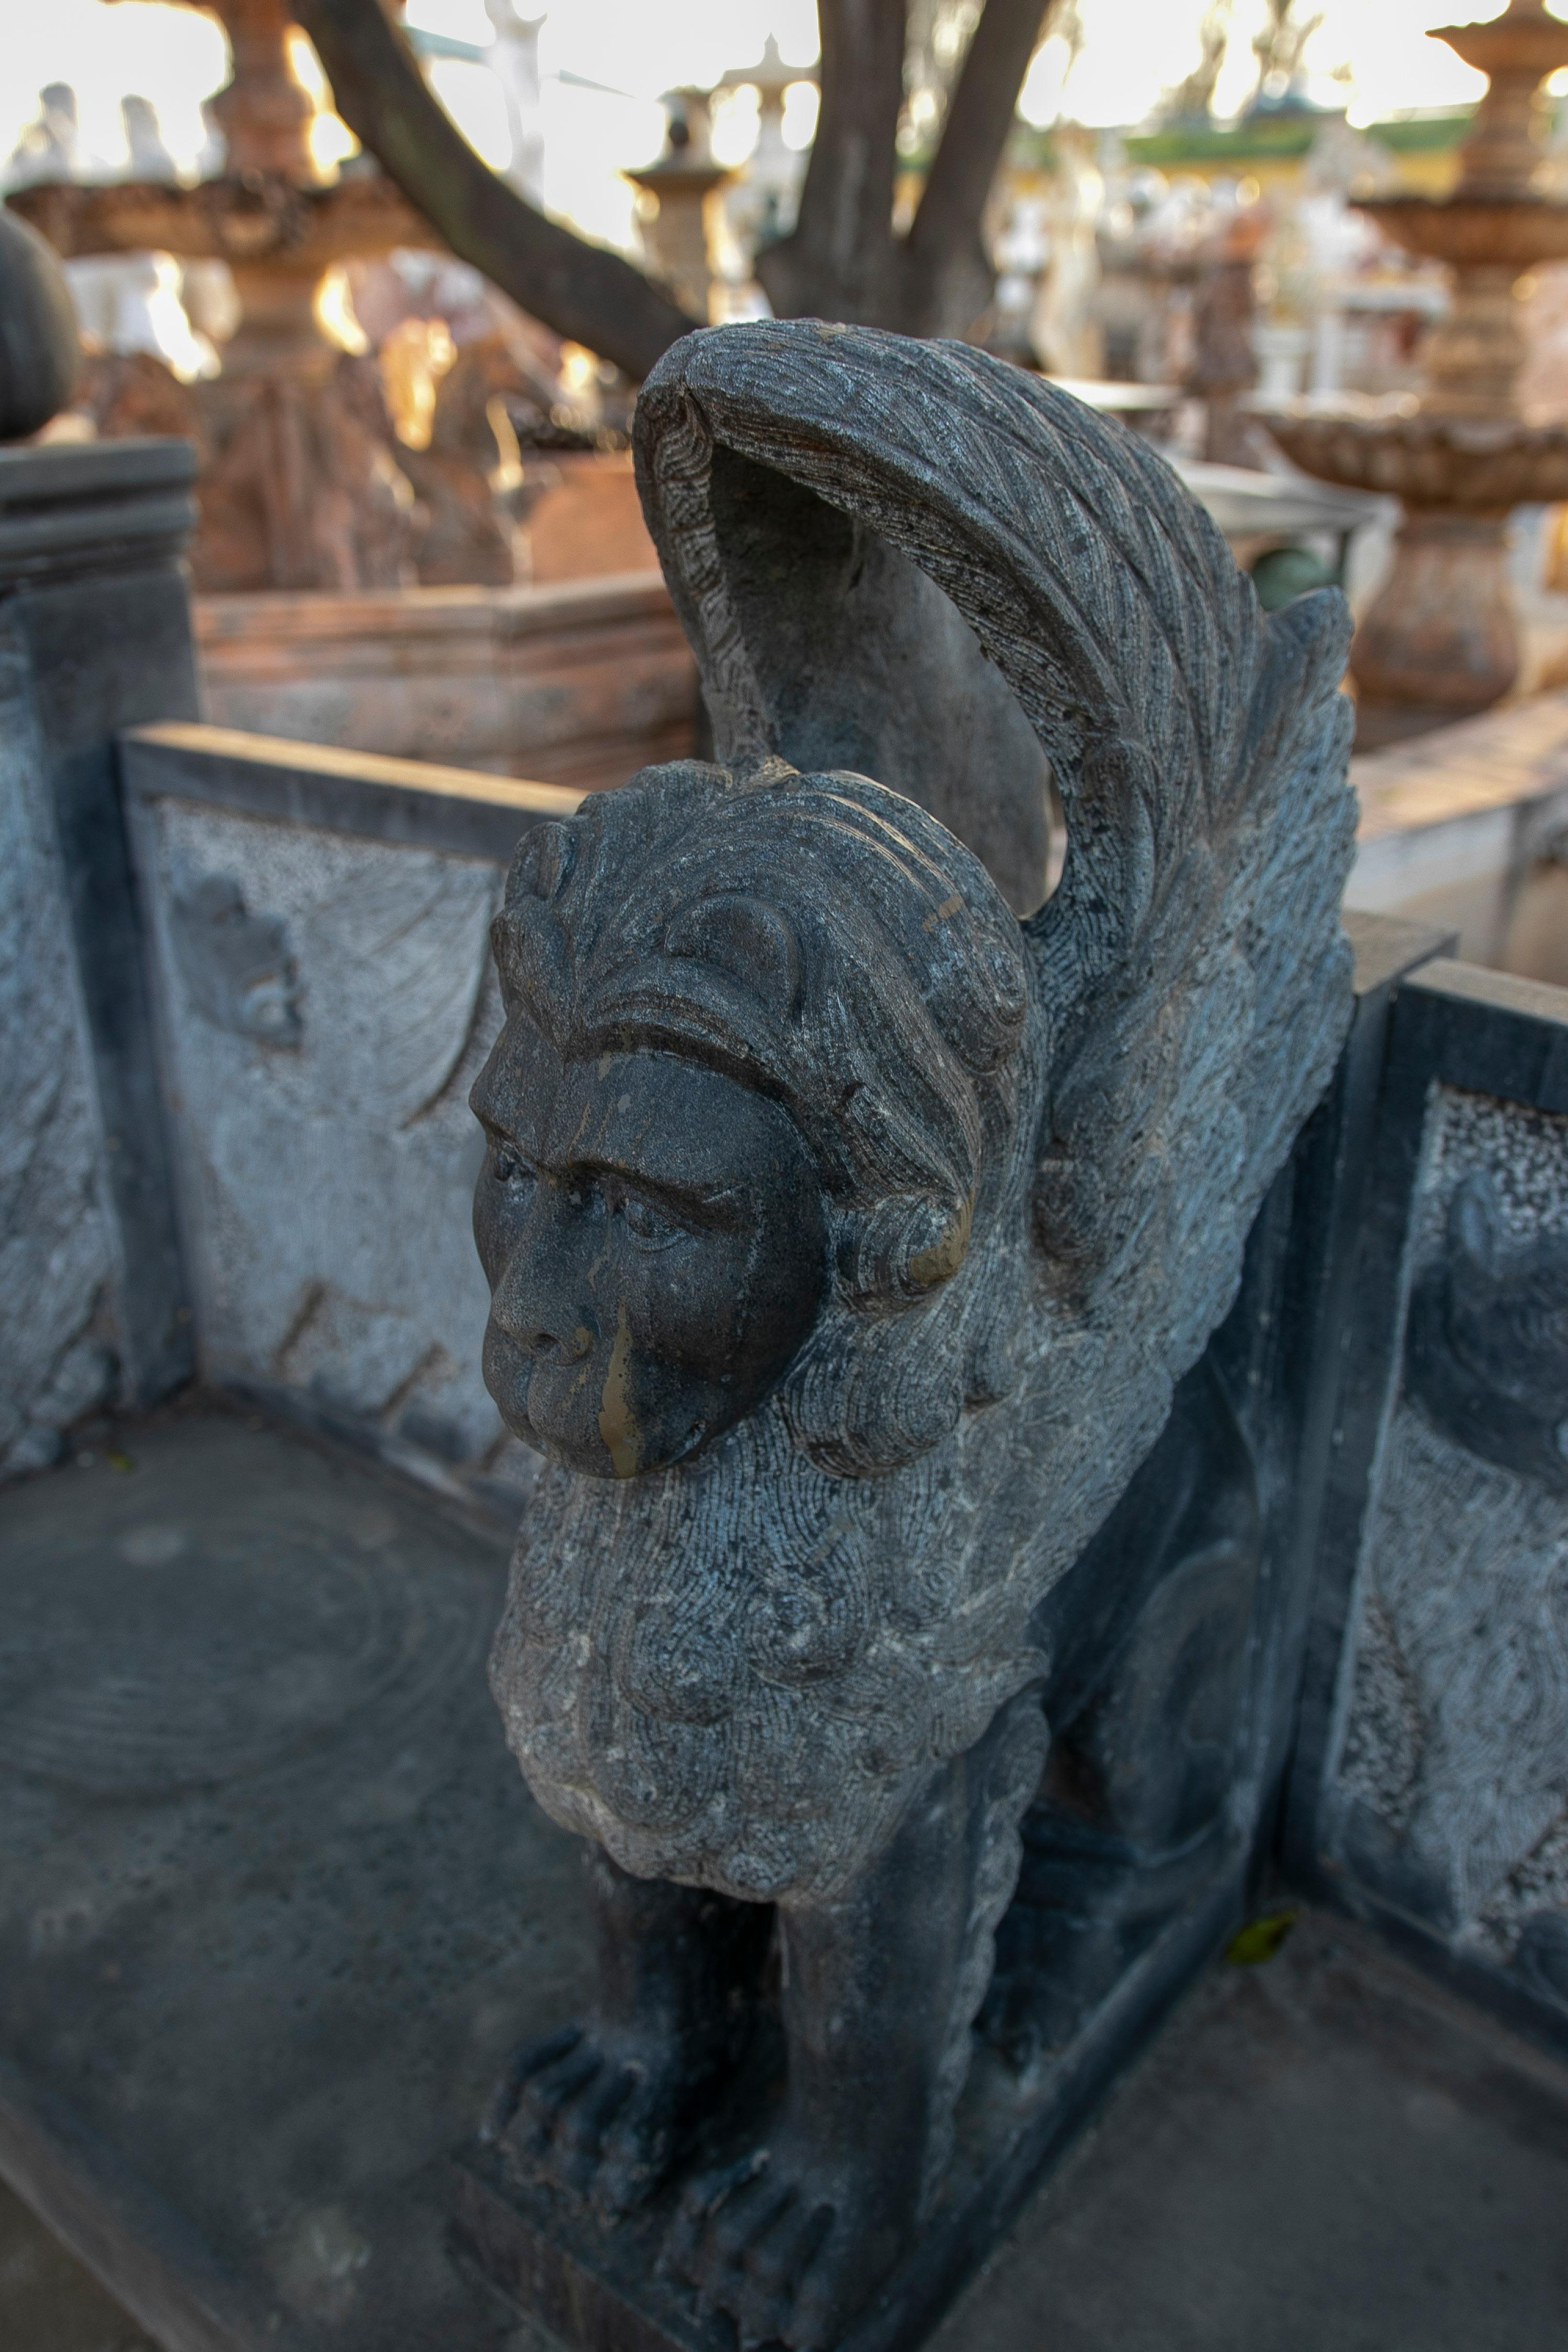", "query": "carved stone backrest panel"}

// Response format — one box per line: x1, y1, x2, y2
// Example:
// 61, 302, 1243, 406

1332, 1086, 1568, 1998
